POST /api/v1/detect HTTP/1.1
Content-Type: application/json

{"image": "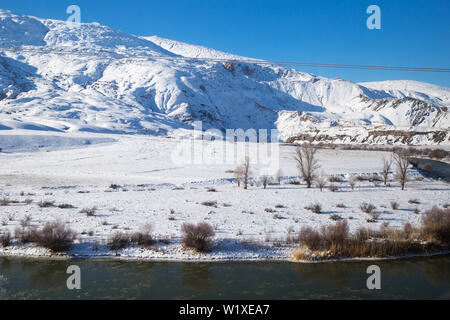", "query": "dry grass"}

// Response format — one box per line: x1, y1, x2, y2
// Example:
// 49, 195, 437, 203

292, 246, 312, 261
293, 208, 450, 261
